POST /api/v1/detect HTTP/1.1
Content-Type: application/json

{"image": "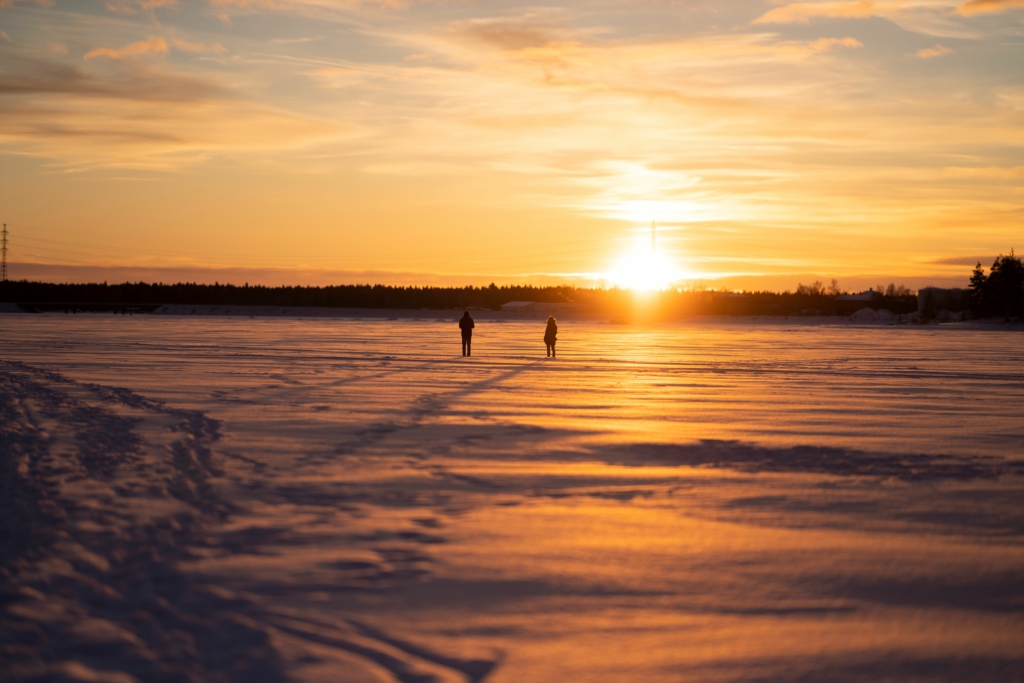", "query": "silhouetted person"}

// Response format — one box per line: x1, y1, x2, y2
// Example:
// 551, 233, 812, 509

544, 316, 557, 357
459, 311, 475, 356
